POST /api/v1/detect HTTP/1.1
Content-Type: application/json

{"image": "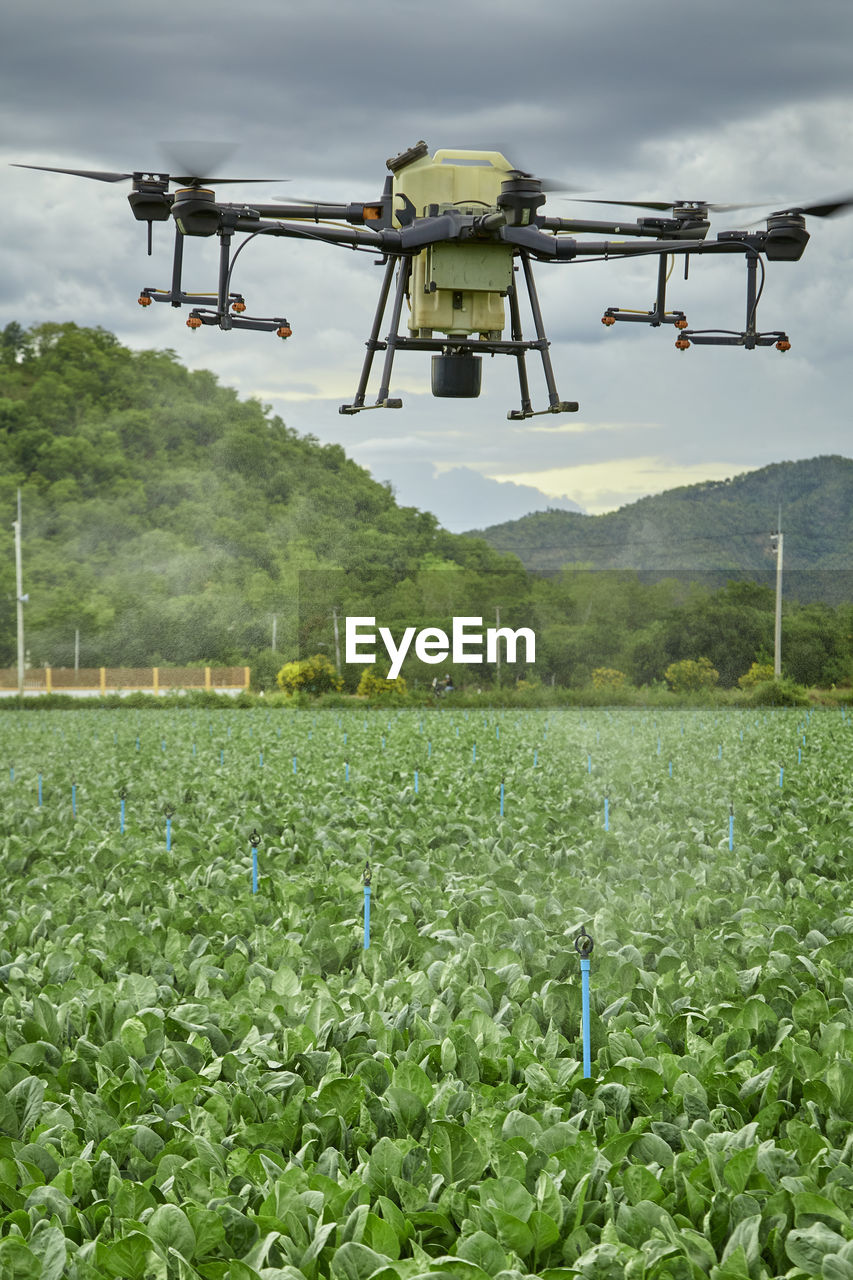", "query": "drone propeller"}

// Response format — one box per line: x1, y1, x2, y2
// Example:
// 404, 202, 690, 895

505, 168, 584, 195
12, 162, 286, 188
765, 194, 853, 219
569, 193, 853, 222
566, 197, 766, 214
